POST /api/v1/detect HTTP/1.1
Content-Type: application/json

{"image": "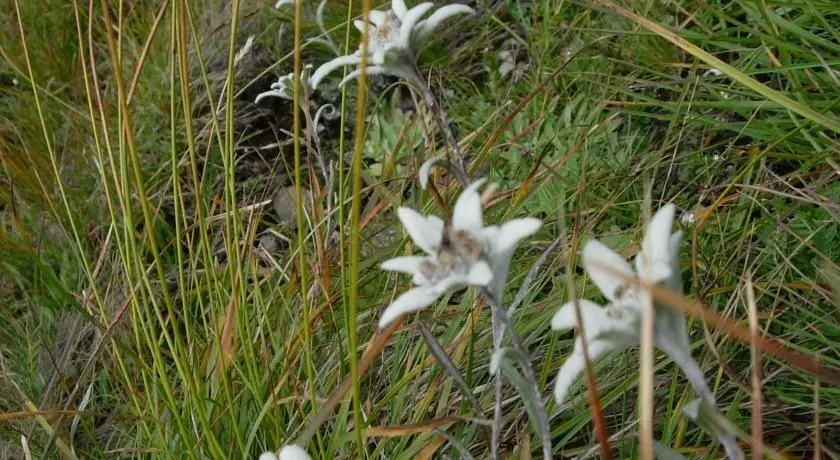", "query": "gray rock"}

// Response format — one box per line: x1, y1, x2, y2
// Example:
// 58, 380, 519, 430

273, 186, 312, 228
258, 233, 279, 253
